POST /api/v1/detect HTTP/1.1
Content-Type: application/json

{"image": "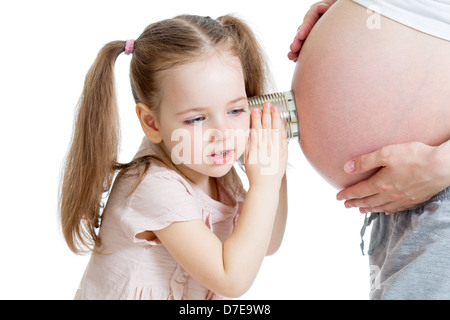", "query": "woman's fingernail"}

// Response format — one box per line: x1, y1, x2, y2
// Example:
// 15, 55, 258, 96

272, 106, 279, 113
344, 160, 355, 173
